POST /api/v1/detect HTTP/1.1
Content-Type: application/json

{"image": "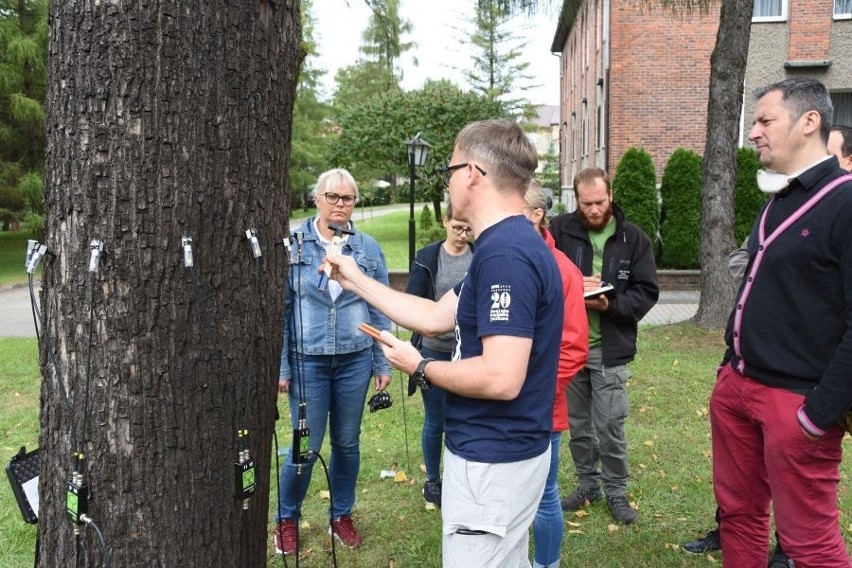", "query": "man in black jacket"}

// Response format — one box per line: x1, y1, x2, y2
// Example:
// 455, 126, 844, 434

550, 167, 658, 524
